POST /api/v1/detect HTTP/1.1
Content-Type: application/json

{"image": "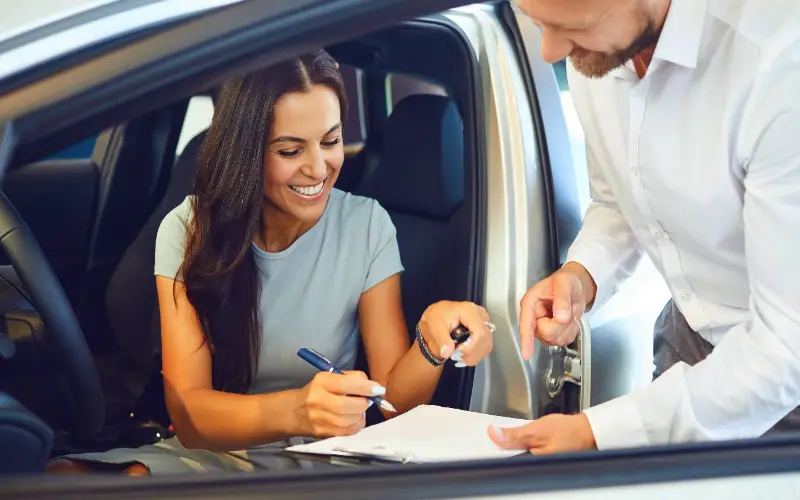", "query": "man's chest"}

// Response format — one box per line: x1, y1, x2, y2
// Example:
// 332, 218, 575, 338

576, 62, 755, 248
